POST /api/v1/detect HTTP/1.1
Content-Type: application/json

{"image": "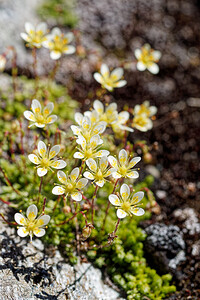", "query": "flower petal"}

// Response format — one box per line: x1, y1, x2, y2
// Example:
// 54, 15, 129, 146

93, 100, 104, 115
118, 111, 129, 124
83, 171, 94, 180
51, 160, 66, 169
76, 135, 86, 149
110, 68, 123, 81
129, 157, 141, 168
24, 111, 36, 121
43, 102, 54, 116
119, 149, 128, 165
36, 215, 50, 227
94, 73, 103, 84
50, 50, 61, 60
75, 112, 83, 125
36, 22, 47, 34
38, 141, 47, 157
71, 125, 81, 136
71, 192, 82, 202
57, 170, 67, 184
33, 228, 46, 237
63, 45, 76, 54
96, 150, 110, 158
25, 22, 35, 34
76, 178, 88, 189
86, 158, 97, 172
100, 64, 109, 78
65, 32, 74, 43
134, 48, 142, 59
35, 123, 46, 128
152, 50, 161, 61
14, 213, 27, 225
28, 154, 40, 165
126, 171, 139, 179
51, 27, 62, 37
93, 122, 107, 135
17, 227, 29, 237
109, 194, 121, 206
130, 207, 145, 216
52, 186, 65, 195
104, 167, 116, 177
70, 167, 79, 182
26, 204, 38, 221
147, 63, 159, 74
117, 209, 127, 219
31, 99, 41, 114
99, 156, 108, 171
131, 191, 144, 204
82, 116, 91, 130
20, 33, 29, 42
112, 171, 122, 179
108, 156, 118, 168
114, 80, 127, 88
90, 134, 101, 148
74, 152, 84, 159
49, 145, 60, 159
120, 184, 130, 200
95, 180, 105, 187
37, 167, 48, 177
137, 62, 146, 71
46, 115, 57, 124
